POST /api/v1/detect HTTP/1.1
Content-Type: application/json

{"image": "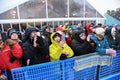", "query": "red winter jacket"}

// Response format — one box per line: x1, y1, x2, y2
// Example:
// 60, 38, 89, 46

66, 37, 72, 46
0, 42, 23, 70
85, 23, 92, 35
0, 55, 7, 75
